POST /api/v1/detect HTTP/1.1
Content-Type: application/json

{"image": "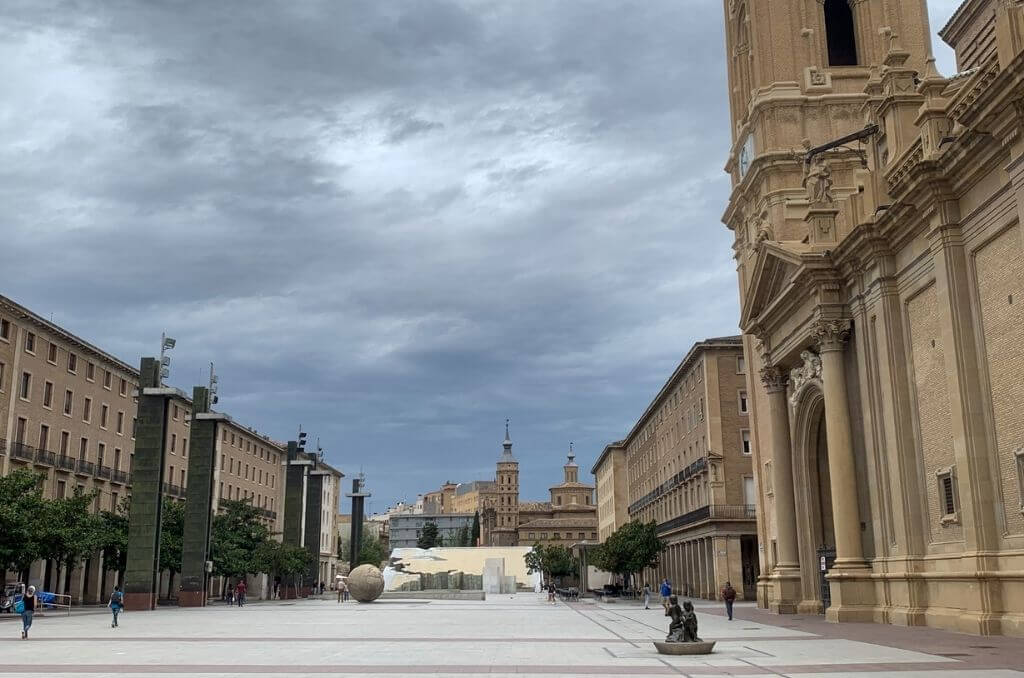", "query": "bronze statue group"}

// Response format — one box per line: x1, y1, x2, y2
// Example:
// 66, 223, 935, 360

665, 595, 701, 643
